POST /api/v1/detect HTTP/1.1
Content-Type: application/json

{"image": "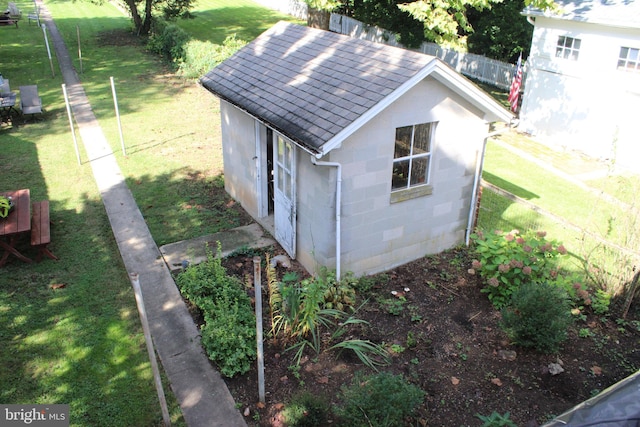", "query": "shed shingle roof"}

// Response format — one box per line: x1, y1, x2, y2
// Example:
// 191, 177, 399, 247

201, 22, 435, 154
201, 22, 513, 156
